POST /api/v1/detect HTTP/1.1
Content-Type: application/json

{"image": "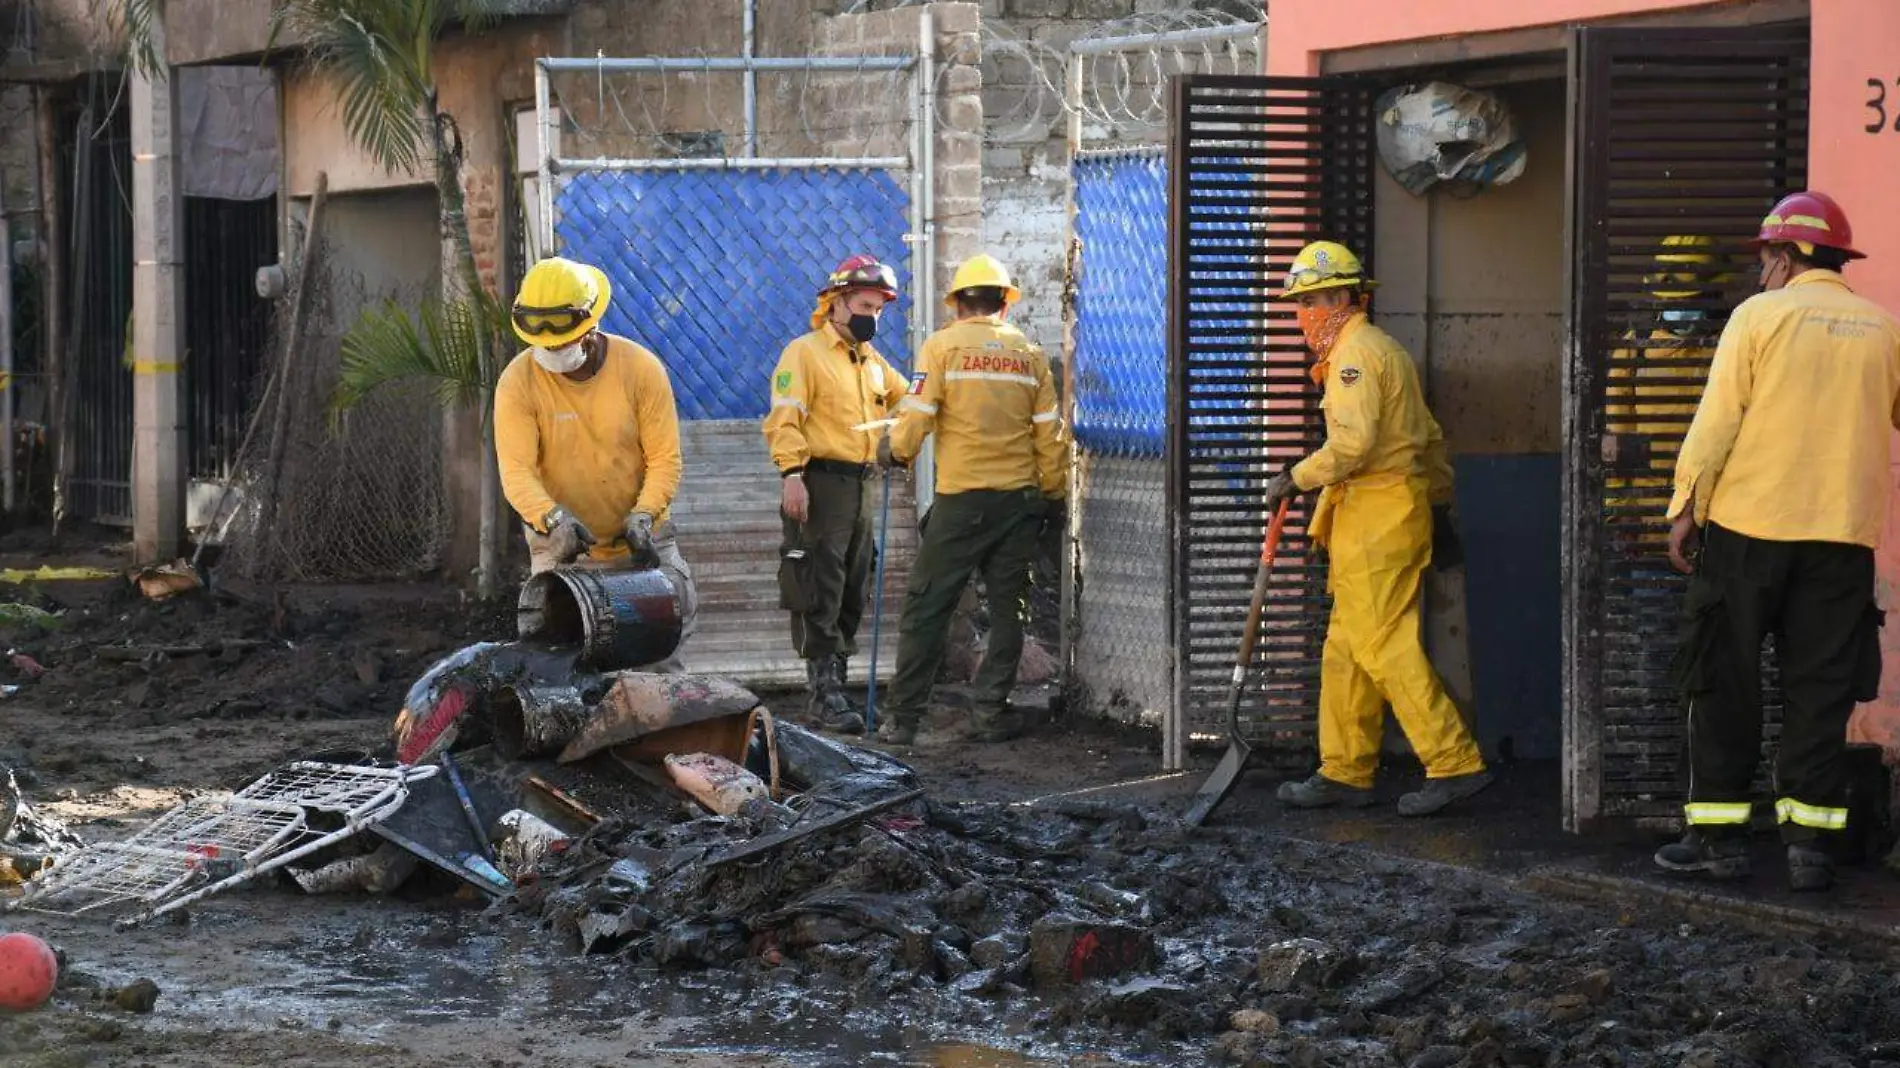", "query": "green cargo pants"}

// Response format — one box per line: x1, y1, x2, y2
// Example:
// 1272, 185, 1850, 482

779, 463, 876, 661
885, 487, 1044, 729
